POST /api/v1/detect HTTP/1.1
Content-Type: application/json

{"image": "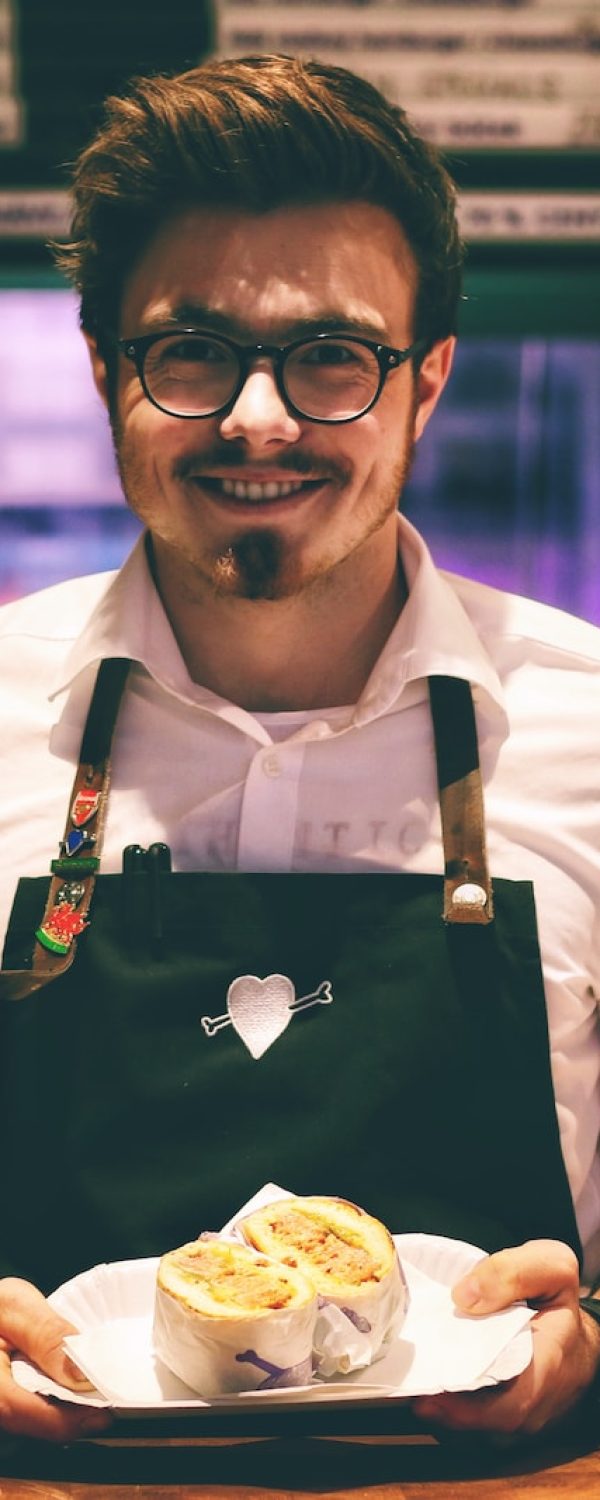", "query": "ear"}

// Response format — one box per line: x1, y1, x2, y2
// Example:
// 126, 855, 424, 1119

413, 335, 455, 441
82, 330, 110, 409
